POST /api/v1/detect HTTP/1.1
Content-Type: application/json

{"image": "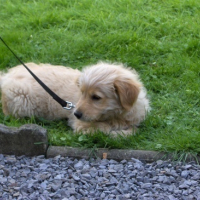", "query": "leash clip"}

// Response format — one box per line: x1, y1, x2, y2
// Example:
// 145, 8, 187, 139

63, 101, 75, 110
